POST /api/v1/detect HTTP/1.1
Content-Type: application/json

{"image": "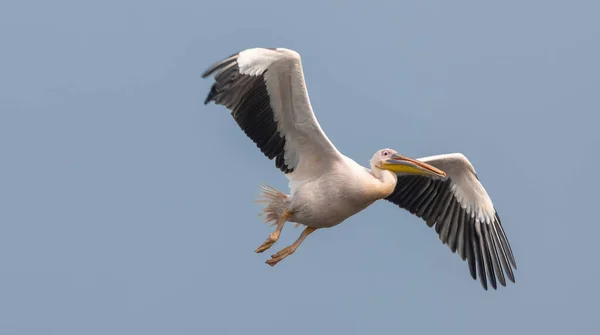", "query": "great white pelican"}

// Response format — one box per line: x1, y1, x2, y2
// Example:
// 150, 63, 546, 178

202, 47, 516, 290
